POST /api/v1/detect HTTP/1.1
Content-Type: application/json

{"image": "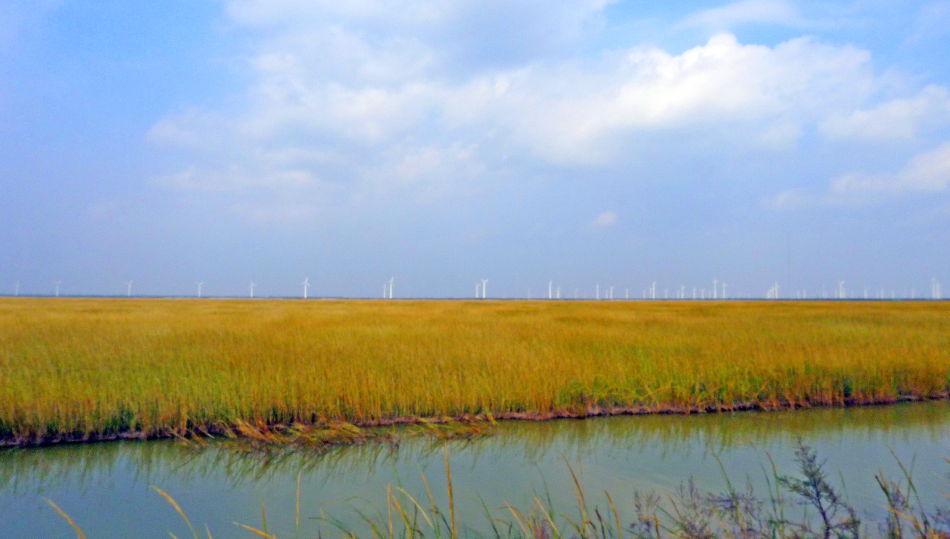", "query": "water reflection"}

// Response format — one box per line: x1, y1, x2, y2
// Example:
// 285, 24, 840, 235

2, 402, 946, 494
0, 402, 947, 537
